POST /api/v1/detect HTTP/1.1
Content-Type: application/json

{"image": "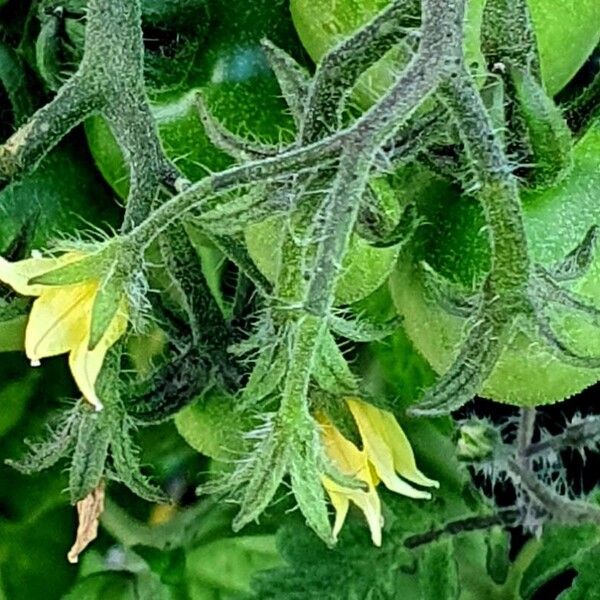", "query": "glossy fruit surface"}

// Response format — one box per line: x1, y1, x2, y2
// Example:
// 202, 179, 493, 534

85, 0, 300, 197
290, 0, 600, 96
